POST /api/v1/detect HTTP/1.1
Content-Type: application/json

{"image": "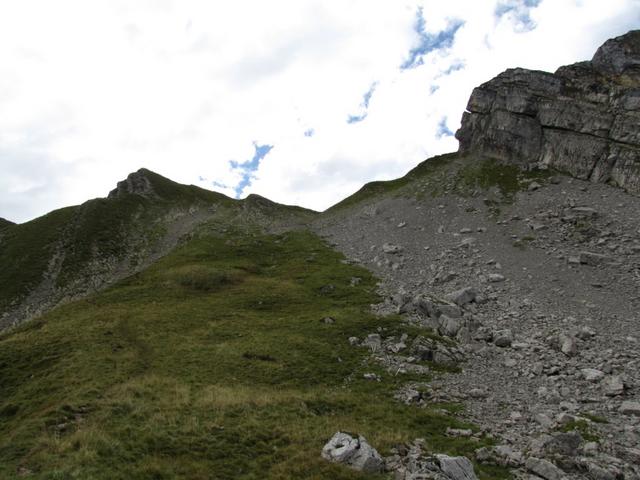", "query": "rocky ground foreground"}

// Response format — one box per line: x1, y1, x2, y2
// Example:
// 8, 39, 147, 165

314, 172, 640, 479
